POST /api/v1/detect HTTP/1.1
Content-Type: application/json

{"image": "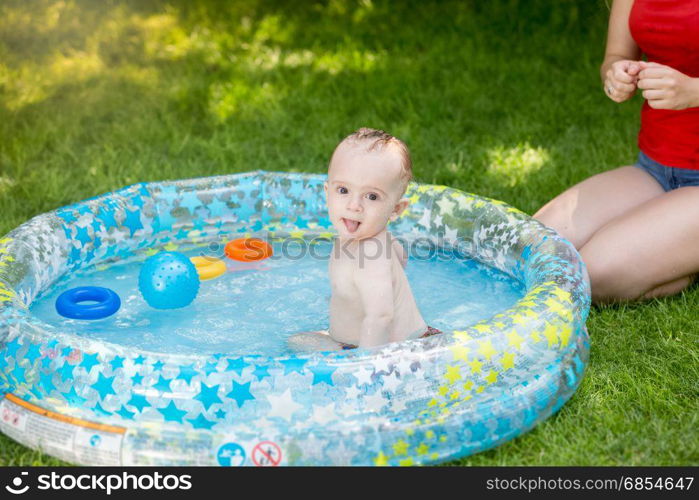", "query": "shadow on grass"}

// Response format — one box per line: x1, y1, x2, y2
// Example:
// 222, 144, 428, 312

1, 0, 619, 214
